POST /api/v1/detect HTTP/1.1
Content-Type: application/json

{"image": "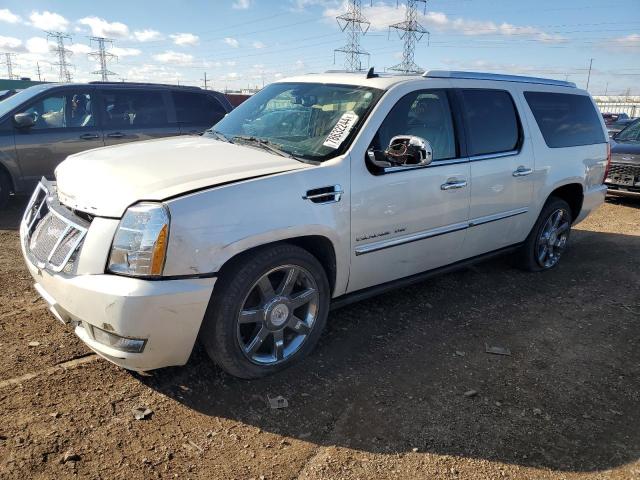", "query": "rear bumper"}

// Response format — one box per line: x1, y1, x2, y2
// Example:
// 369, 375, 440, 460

23, 258, 216, 371
575, 184, 607, 224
